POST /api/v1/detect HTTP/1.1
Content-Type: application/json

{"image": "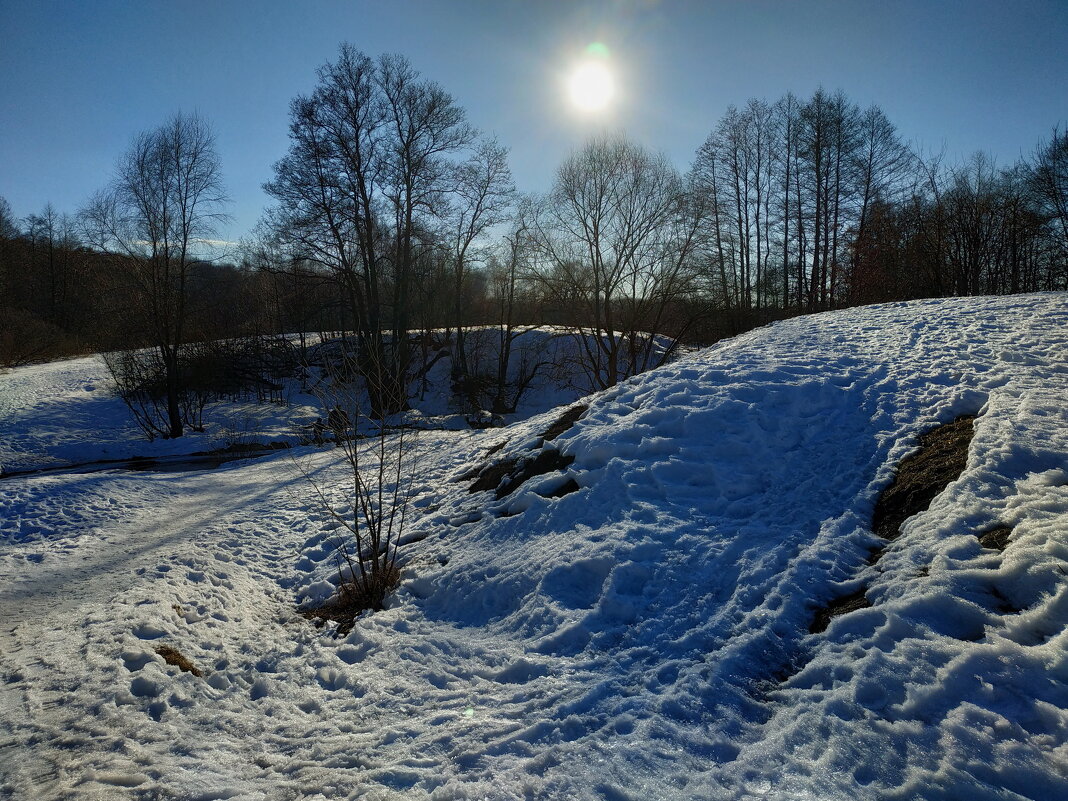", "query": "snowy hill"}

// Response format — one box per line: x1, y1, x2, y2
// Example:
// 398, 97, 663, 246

2, 293, 1067, 800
